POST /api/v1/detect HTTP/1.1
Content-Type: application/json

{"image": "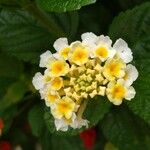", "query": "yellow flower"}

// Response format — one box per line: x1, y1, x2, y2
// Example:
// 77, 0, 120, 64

47, 93, 59, 103
106, 79, 136, 105
59, 47, 71, 60
51, 77, 63, 90
49, 60, 69, 77
70, 42, 89, 65
103, 57, 126, 80
52, 97, 77, 119
95, 46, 109, 61
45, 91, 60, 107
